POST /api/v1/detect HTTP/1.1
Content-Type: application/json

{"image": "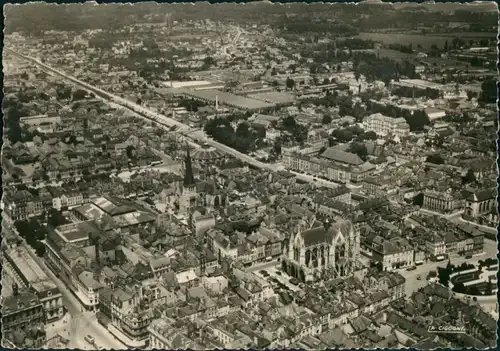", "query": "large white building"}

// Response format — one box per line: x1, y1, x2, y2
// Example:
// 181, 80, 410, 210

362, 113, 410, 138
